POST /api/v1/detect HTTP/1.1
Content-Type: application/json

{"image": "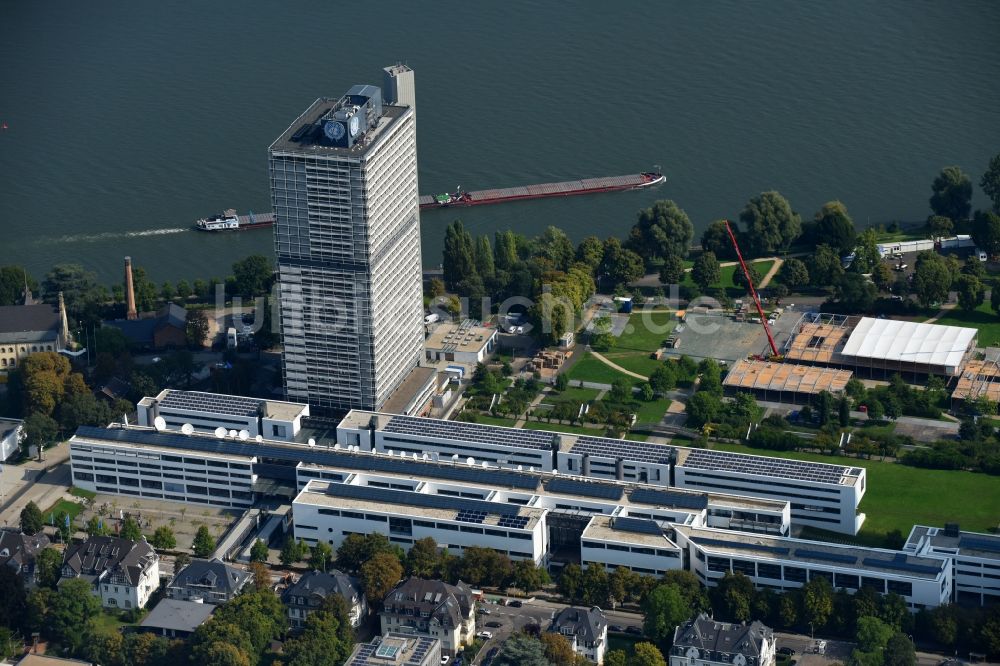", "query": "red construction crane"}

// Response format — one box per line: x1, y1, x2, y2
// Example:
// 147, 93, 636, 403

725, 220, 779, 357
